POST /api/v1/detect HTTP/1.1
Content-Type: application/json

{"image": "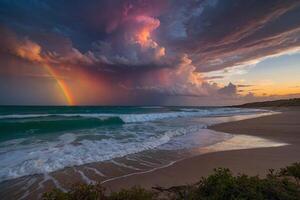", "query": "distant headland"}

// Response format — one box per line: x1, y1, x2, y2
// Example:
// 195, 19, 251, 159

235, 98, 300, 108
